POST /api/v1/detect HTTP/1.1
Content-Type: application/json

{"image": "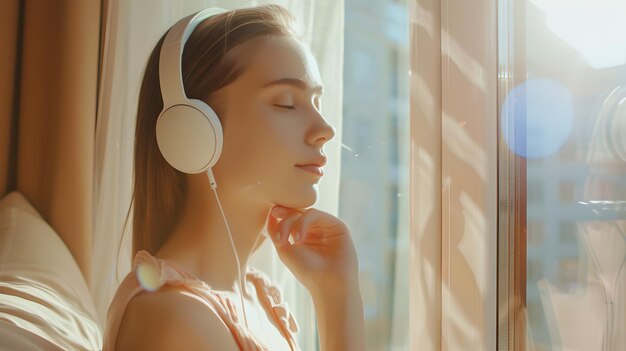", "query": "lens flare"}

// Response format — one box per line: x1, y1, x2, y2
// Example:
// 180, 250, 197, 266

135, 261, 163, 292
501, 78, 574, 158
